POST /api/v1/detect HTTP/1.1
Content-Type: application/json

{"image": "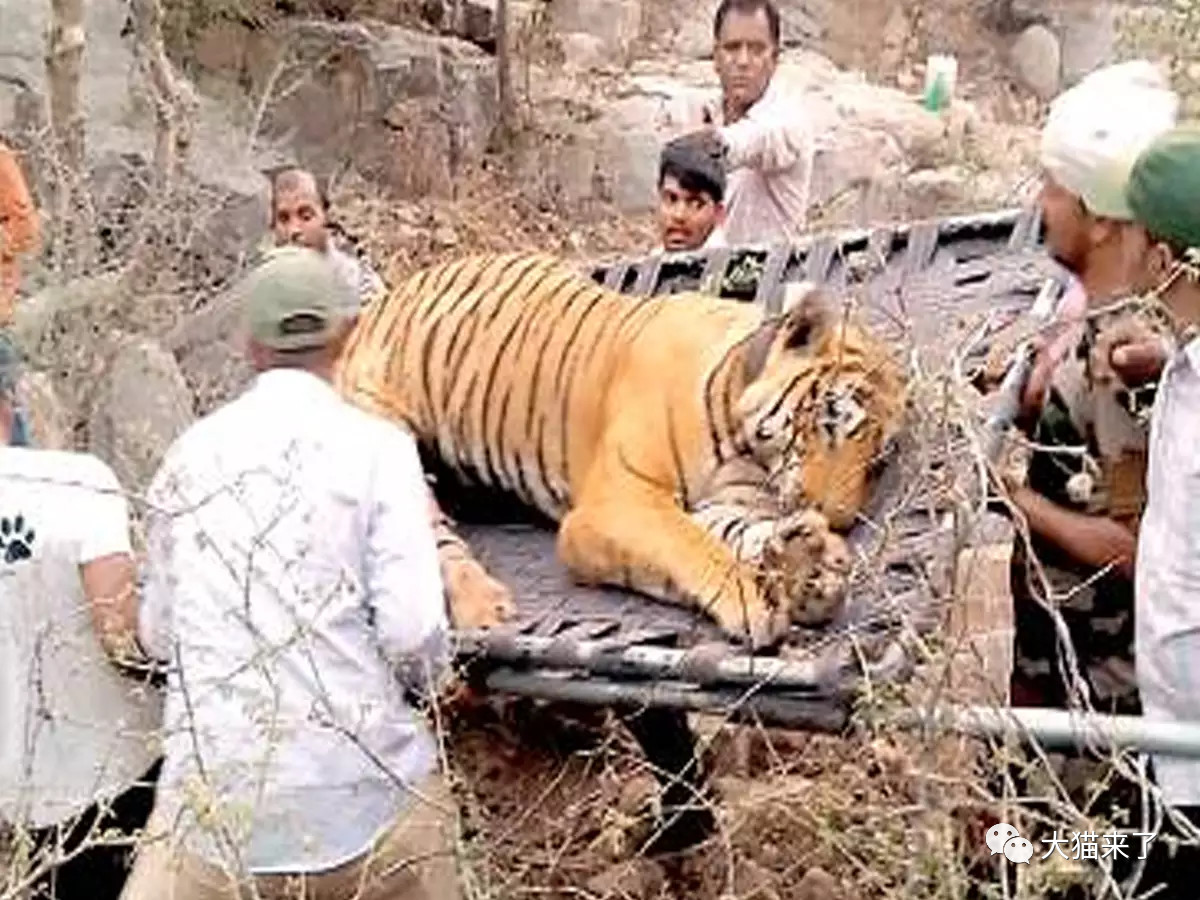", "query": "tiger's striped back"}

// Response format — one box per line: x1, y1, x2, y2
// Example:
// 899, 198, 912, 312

337, 252, 672, 519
